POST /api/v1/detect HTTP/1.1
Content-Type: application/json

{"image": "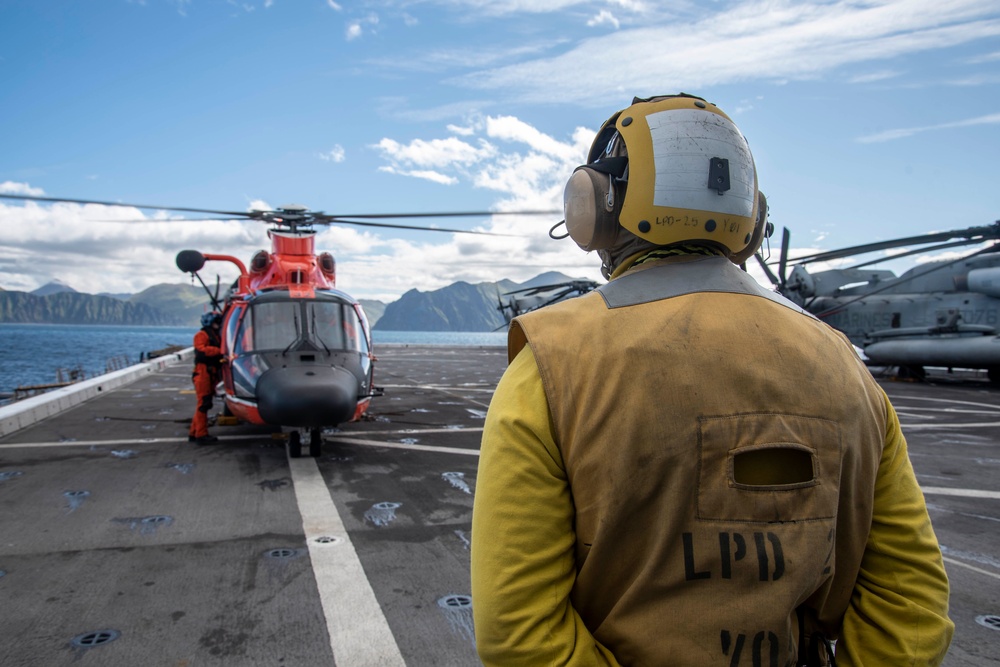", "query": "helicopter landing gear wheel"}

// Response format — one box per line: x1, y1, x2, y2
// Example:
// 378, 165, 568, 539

309, 429, 323, 458
287, 430, 302, 459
